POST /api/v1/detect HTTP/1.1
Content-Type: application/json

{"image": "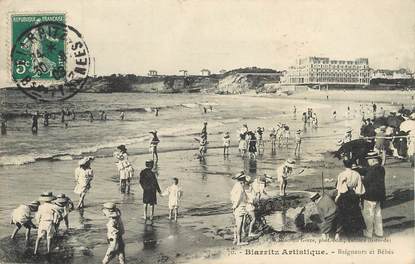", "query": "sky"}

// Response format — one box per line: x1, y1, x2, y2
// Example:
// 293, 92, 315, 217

0, 0, 414, 86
